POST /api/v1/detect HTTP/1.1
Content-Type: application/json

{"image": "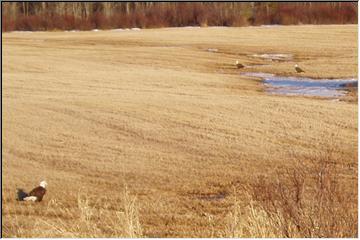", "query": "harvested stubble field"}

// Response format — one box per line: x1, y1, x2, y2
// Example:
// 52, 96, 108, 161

2, 25, 358, 237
